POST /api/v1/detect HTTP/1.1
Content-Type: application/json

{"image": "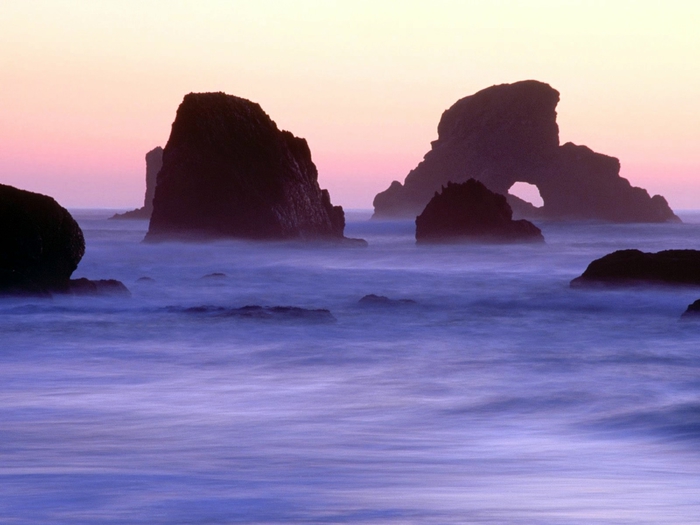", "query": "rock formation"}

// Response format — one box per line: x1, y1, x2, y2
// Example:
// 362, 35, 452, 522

0, 184, 85, 294
145, 92, 352, 242
0, 183, 128, 296
681, 299, 700, 318
571, 249, 700, 287
373, 80, 678, 223
111, 146, 163, 220
358, 294, 417, 306
415, 179, 544, 243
